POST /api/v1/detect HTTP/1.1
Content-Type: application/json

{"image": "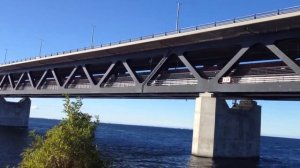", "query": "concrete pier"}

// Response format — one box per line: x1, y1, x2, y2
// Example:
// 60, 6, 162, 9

192, 93, 261, 158
0, 97, 31, 127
